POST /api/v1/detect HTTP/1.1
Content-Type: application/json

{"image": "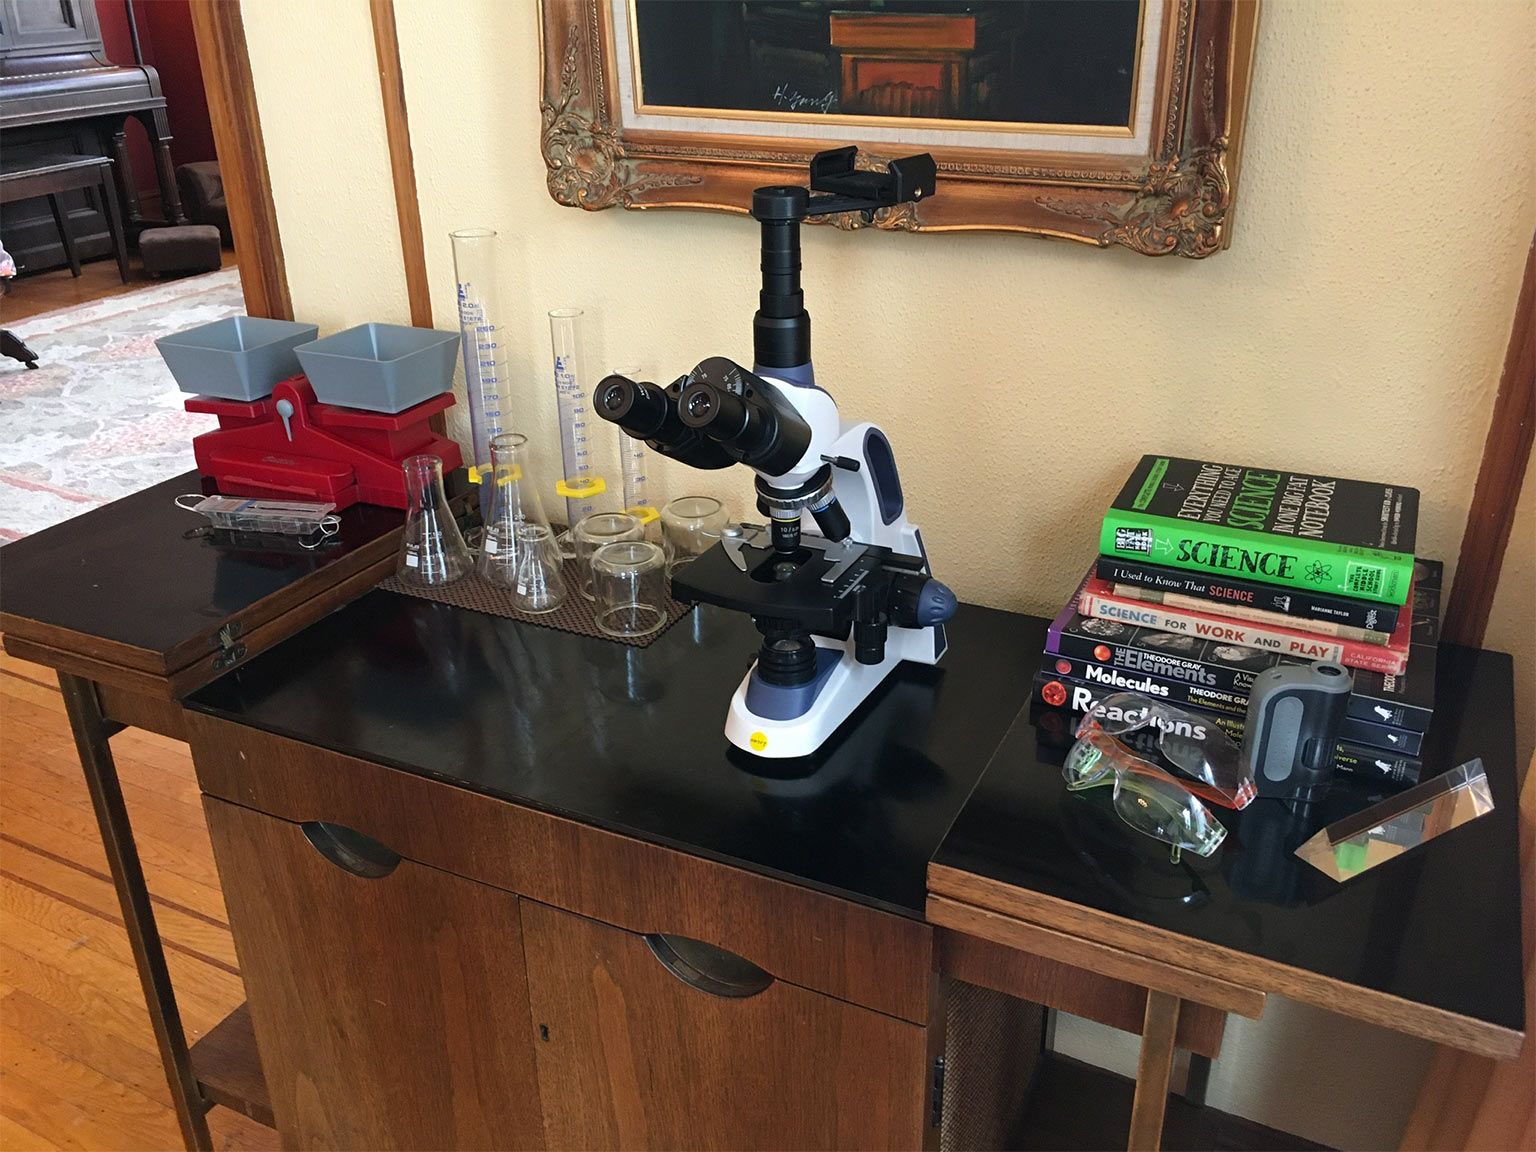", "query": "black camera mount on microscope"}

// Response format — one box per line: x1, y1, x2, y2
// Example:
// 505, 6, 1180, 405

751, 146, 937, 370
